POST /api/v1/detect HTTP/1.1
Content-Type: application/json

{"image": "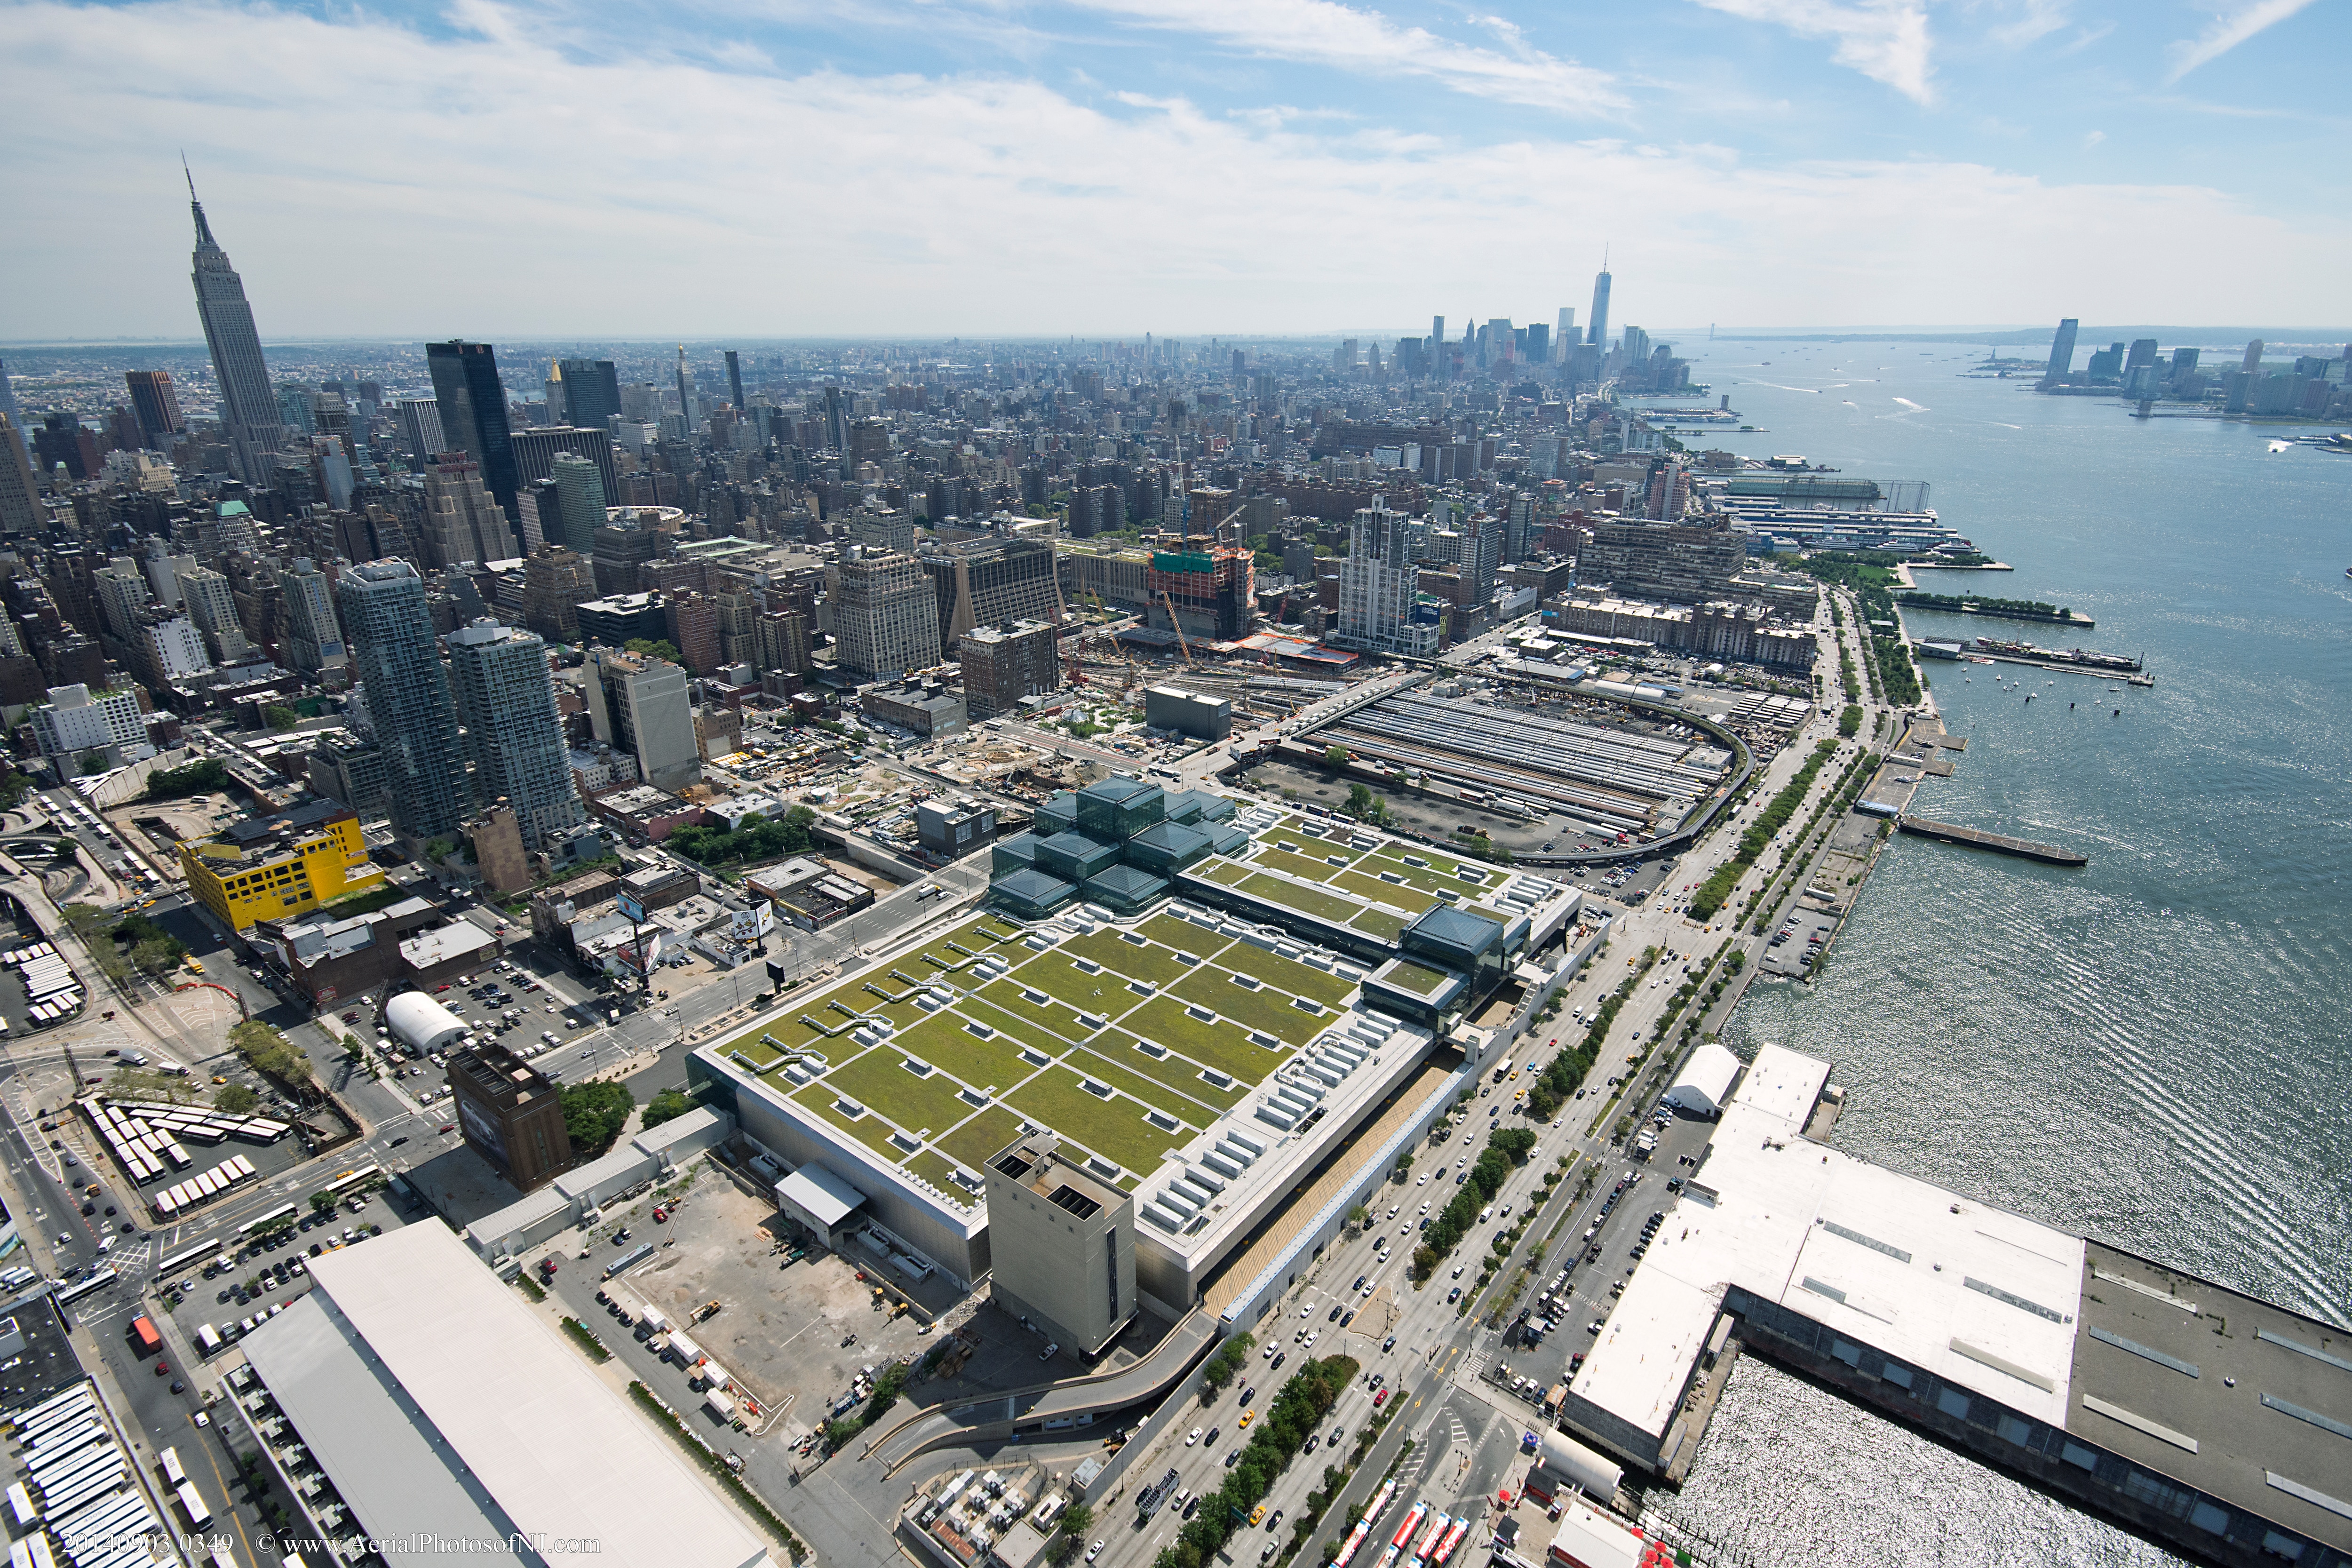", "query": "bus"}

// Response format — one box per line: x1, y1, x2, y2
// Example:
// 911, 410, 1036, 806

157, 1238, 226, 1277
237, 1204, 300, 1240
183, 957, 203, 976
175, 1480, 211, 1530
325, 1165, 381, 1198
53, 1269, 118, 1306
158, 1447, 186, 1488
